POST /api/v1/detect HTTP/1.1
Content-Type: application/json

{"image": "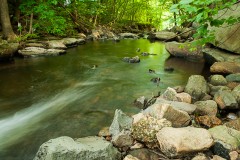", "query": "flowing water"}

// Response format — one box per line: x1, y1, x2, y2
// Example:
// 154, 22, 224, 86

0, 39, 206, 159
